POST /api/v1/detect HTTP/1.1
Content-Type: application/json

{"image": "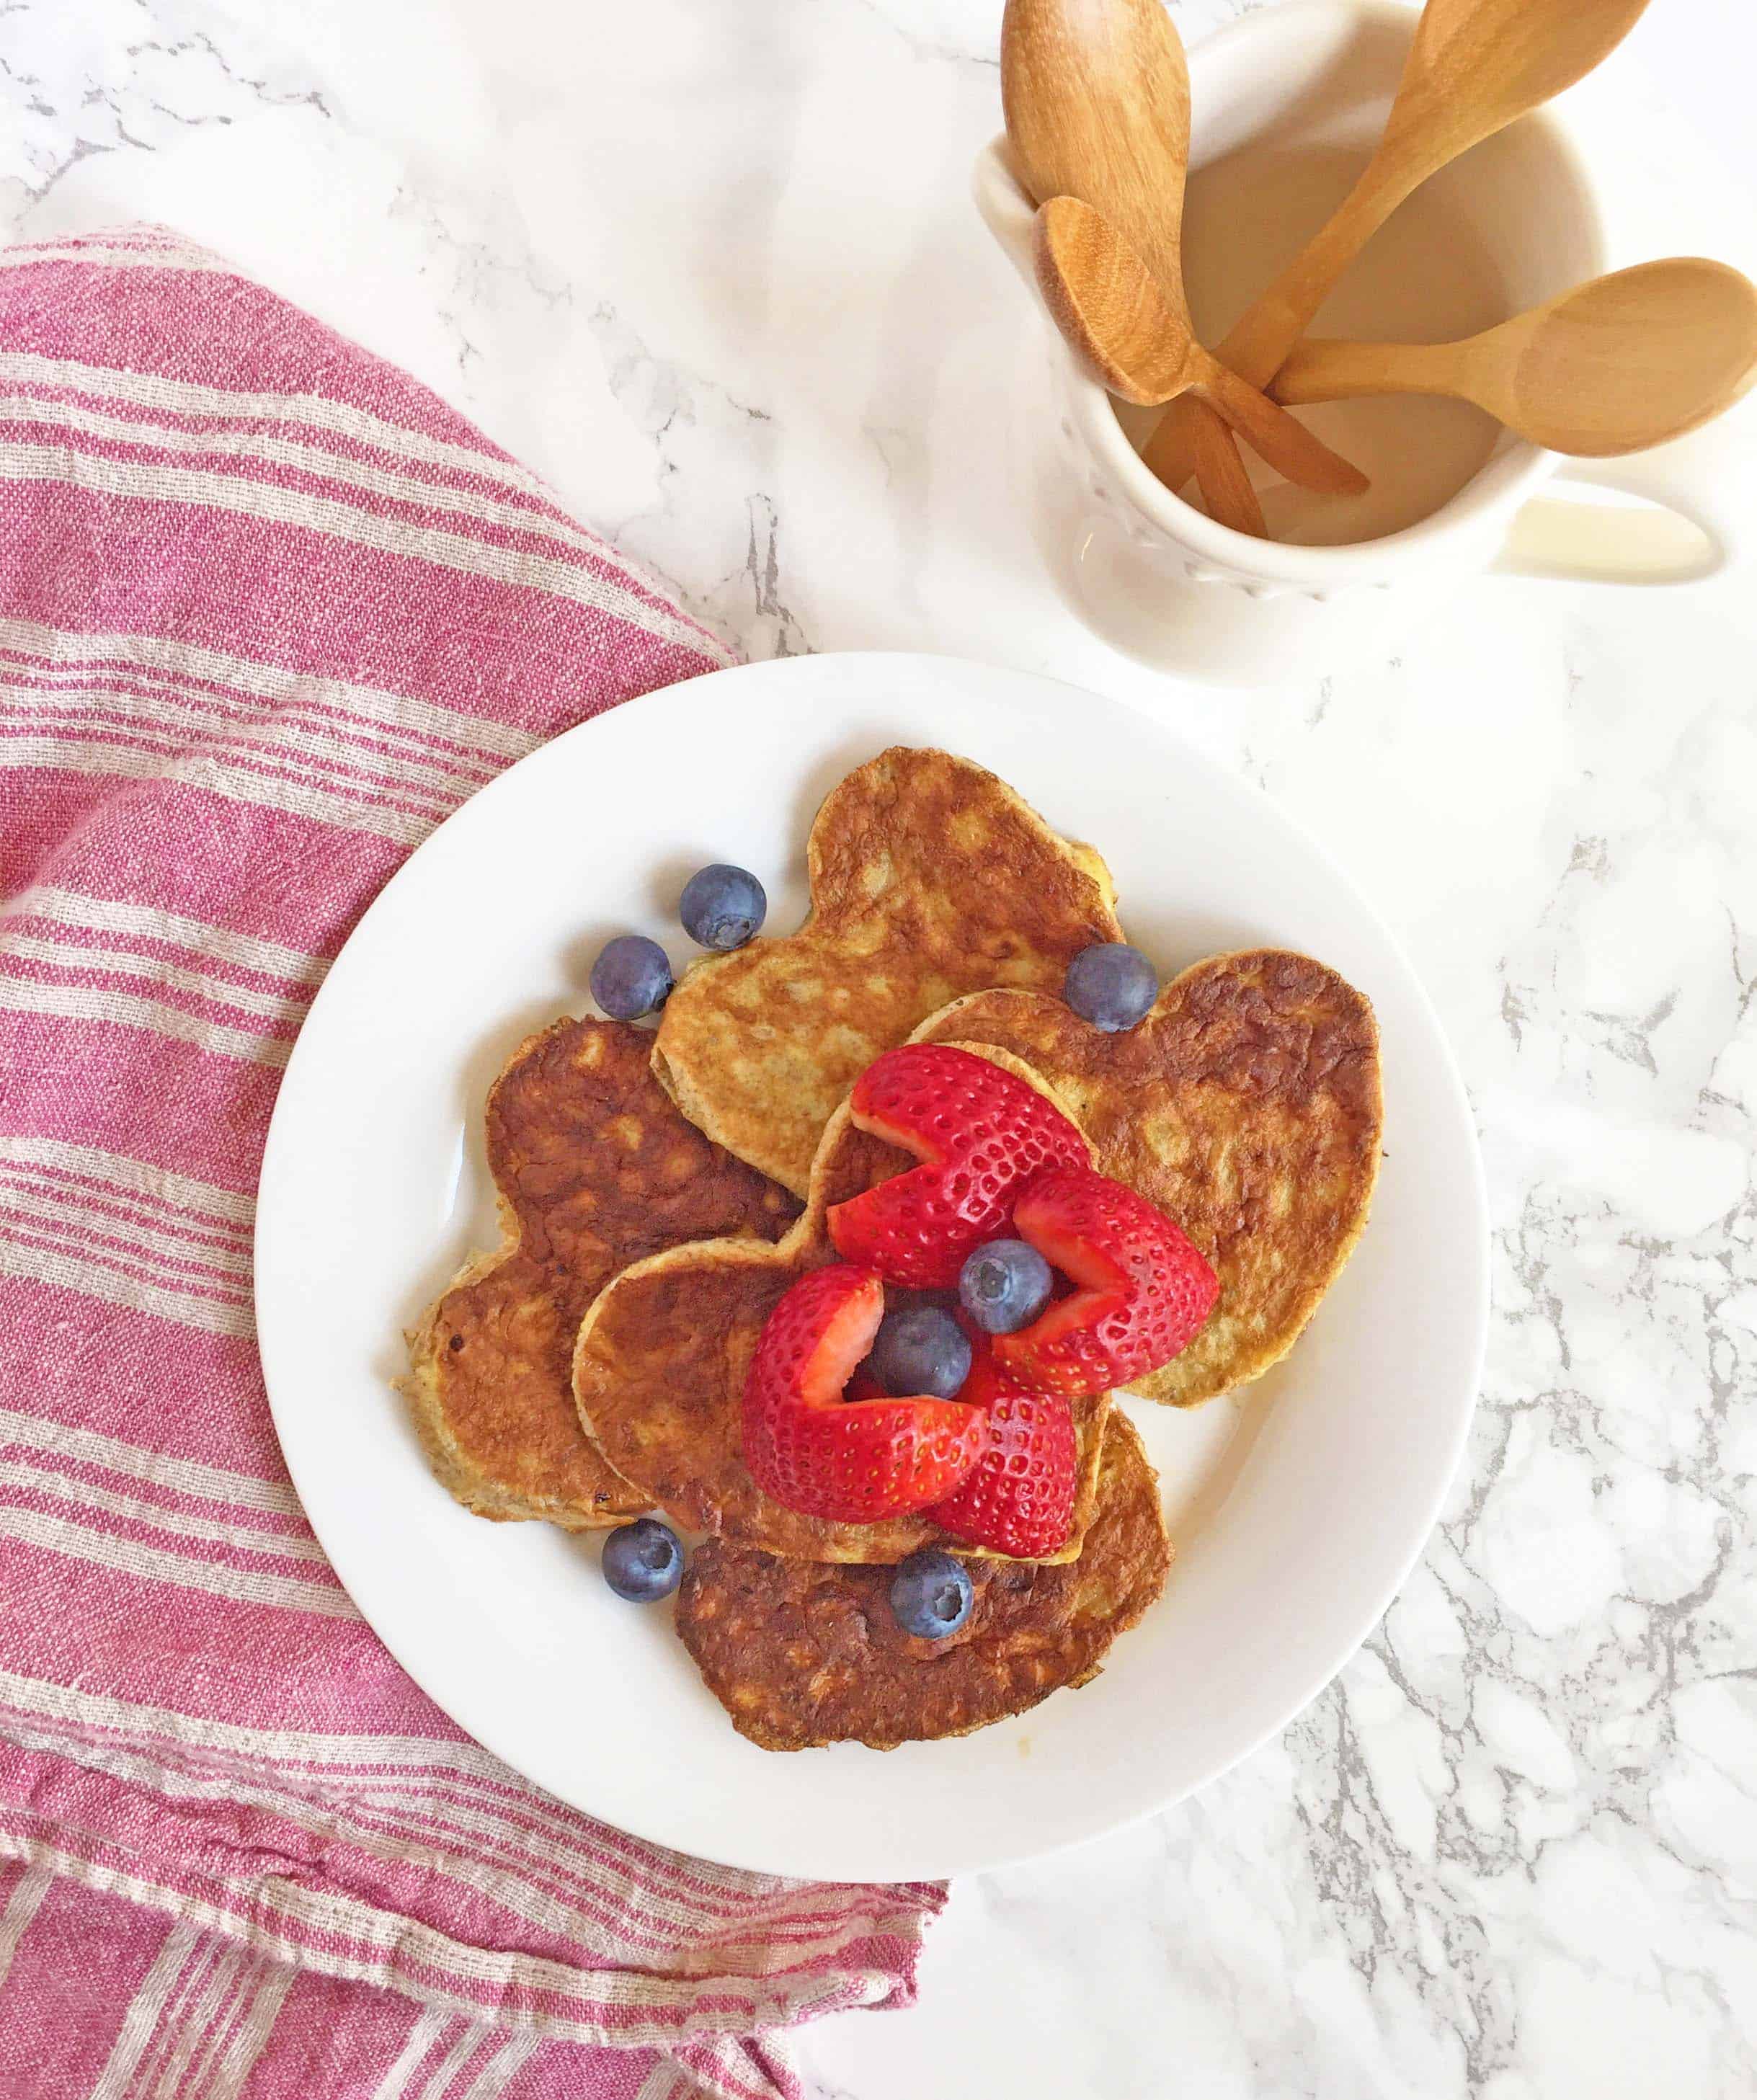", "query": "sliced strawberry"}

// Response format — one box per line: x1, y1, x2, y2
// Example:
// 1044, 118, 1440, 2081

742, 1264, 987, 1523
996, 1165, 1219, 1397
827, 1044, 1087, 1289
924, 1340, 1078, 1558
